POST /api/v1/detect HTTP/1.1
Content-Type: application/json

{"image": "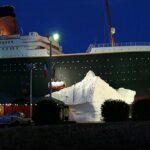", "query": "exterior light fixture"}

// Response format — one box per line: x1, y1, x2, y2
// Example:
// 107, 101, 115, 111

52, 33, 60, 41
